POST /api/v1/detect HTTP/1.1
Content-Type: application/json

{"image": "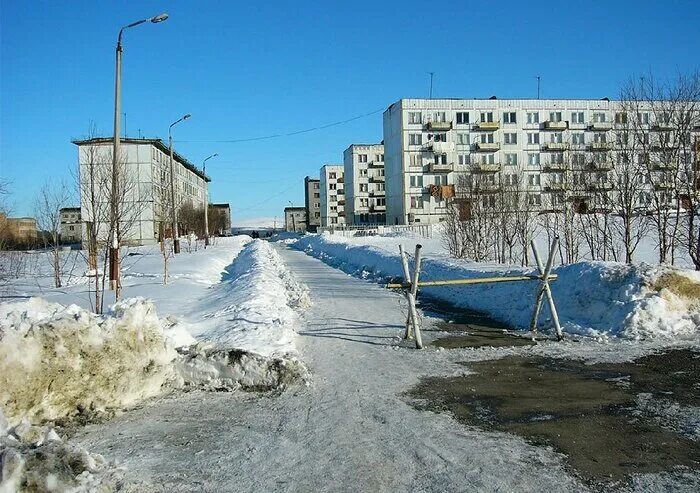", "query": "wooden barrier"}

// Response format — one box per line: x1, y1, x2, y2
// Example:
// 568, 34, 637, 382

388, 238, 563, 348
